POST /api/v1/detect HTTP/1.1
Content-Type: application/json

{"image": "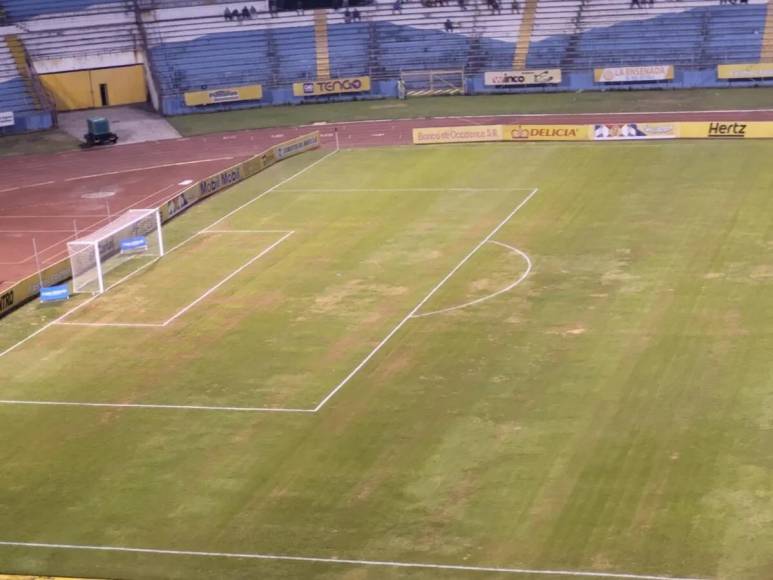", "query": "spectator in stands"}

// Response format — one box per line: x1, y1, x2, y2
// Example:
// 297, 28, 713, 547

344, 7, 352, 22
444, 18, 454, 32
458, 0, 466, 10
353, 8, 361, 21
224, 7, 233, 20
250, 5, 259, 16
296, 0, 304, 14
630, 0, 641, 8
488, 0, 502, 14
511, 0, 520, 12
333, 0, 342, 10
241, 6, 251, 18
269, 0, 278, 17
392, 0, 403, 13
